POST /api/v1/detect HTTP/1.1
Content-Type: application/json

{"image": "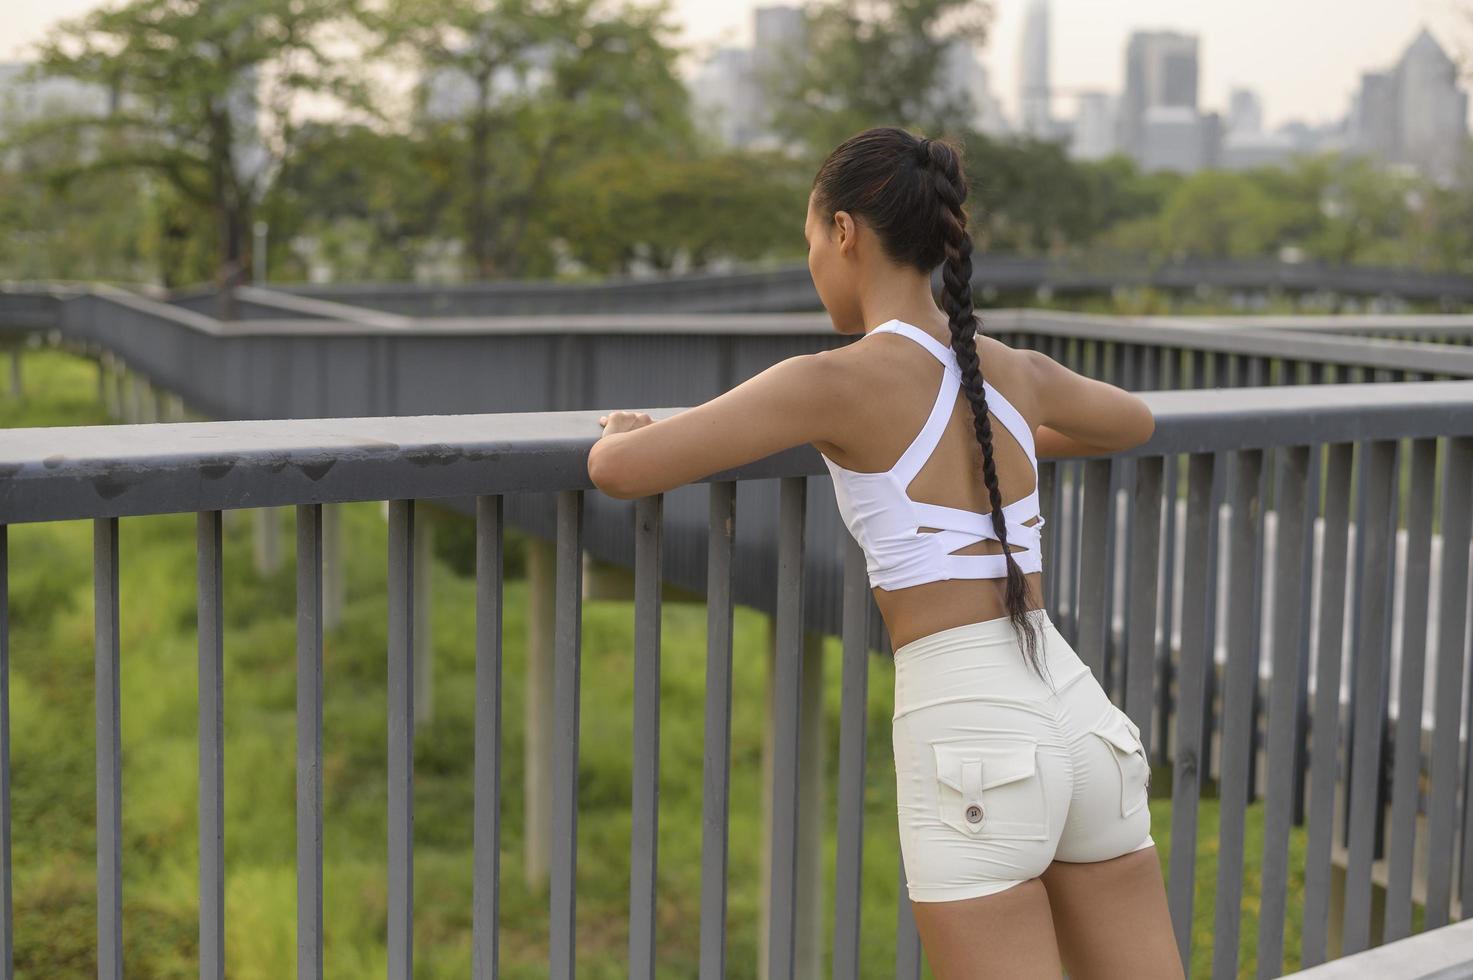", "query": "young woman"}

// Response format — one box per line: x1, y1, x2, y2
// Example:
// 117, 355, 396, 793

587, 127, 1182, 979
